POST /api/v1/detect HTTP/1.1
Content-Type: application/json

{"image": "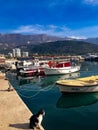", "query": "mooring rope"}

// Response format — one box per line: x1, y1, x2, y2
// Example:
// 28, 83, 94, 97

17, 84, 55, 98
17, 91, 40, 98
6, 72, 56, 99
